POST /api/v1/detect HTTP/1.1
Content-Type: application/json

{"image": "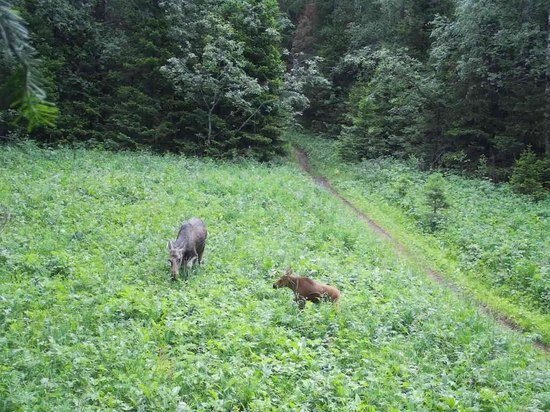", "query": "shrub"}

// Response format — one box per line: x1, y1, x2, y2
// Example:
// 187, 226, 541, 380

510, 148, 548, 200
